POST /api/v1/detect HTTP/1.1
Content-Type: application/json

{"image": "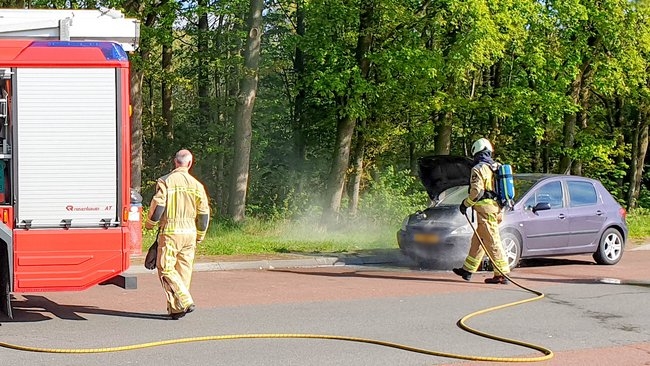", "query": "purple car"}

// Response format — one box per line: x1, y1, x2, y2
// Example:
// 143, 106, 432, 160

397, 155, 628, 269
